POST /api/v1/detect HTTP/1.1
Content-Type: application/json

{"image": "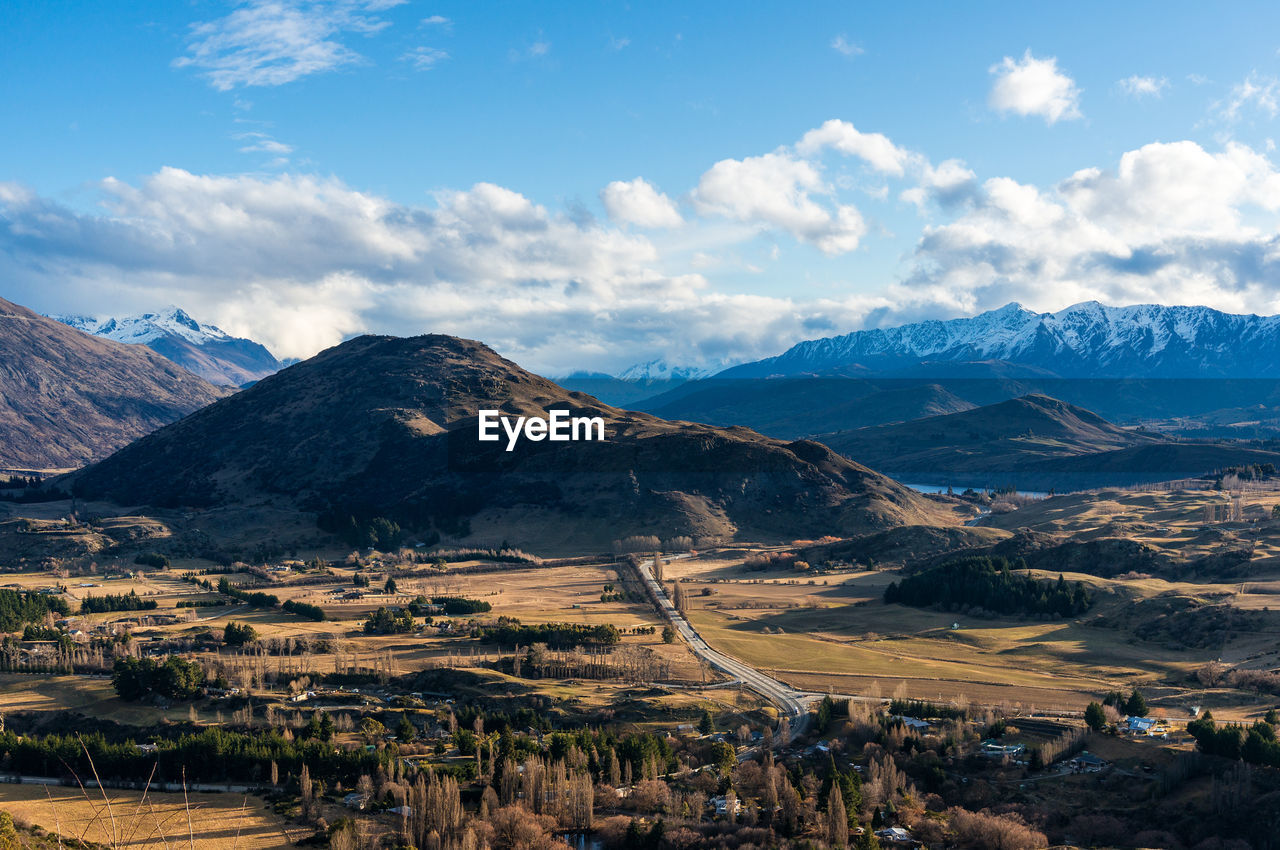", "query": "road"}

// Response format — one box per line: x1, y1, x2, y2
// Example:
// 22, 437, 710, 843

637, 557, 811, 744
